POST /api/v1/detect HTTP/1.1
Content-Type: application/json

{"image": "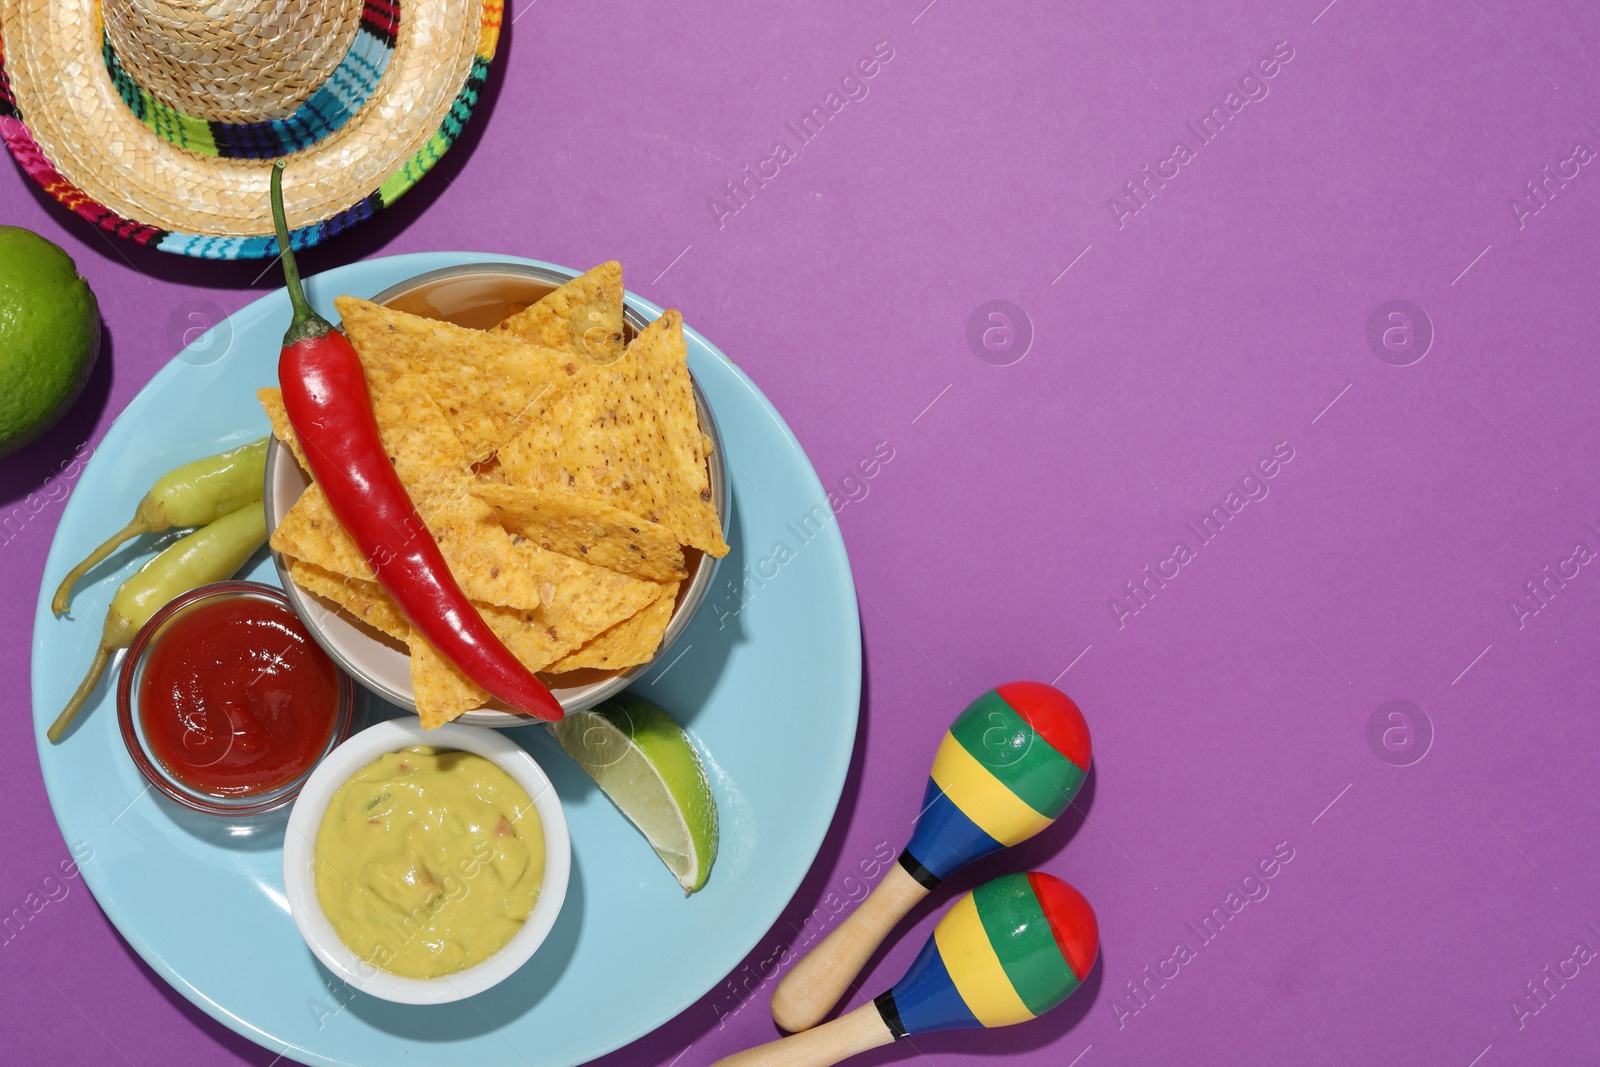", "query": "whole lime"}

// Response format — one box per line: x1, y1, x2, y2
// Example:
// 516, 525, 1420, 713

0, 226, 100, 457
